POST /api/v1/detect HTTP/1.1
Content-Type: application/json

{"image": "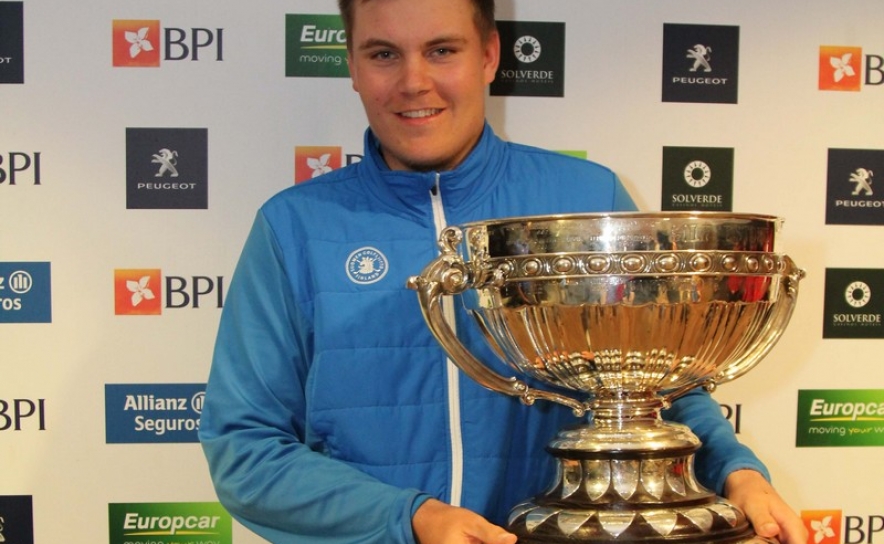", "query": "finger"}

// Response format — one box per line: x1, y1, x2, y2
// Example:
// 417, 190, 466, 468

742, 503, 781, 539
